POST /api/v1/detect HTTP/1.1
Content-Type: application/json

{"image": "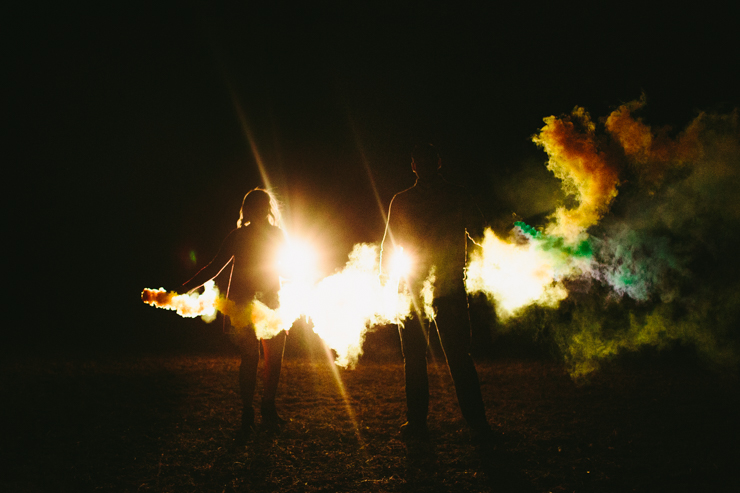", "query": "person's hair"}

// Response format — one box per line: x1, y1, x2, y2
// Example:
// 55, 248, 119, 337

237, 188, 281, 228
411, 143, 441, 178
